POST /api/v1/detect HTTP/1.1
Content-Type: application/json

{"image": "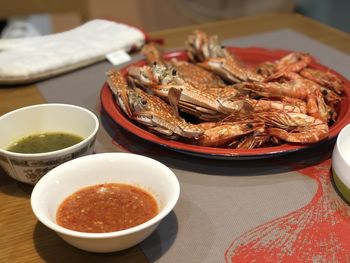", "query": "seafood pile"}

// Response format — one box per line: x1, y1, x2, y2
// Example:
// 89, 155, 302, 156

106, 30, 345, 149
